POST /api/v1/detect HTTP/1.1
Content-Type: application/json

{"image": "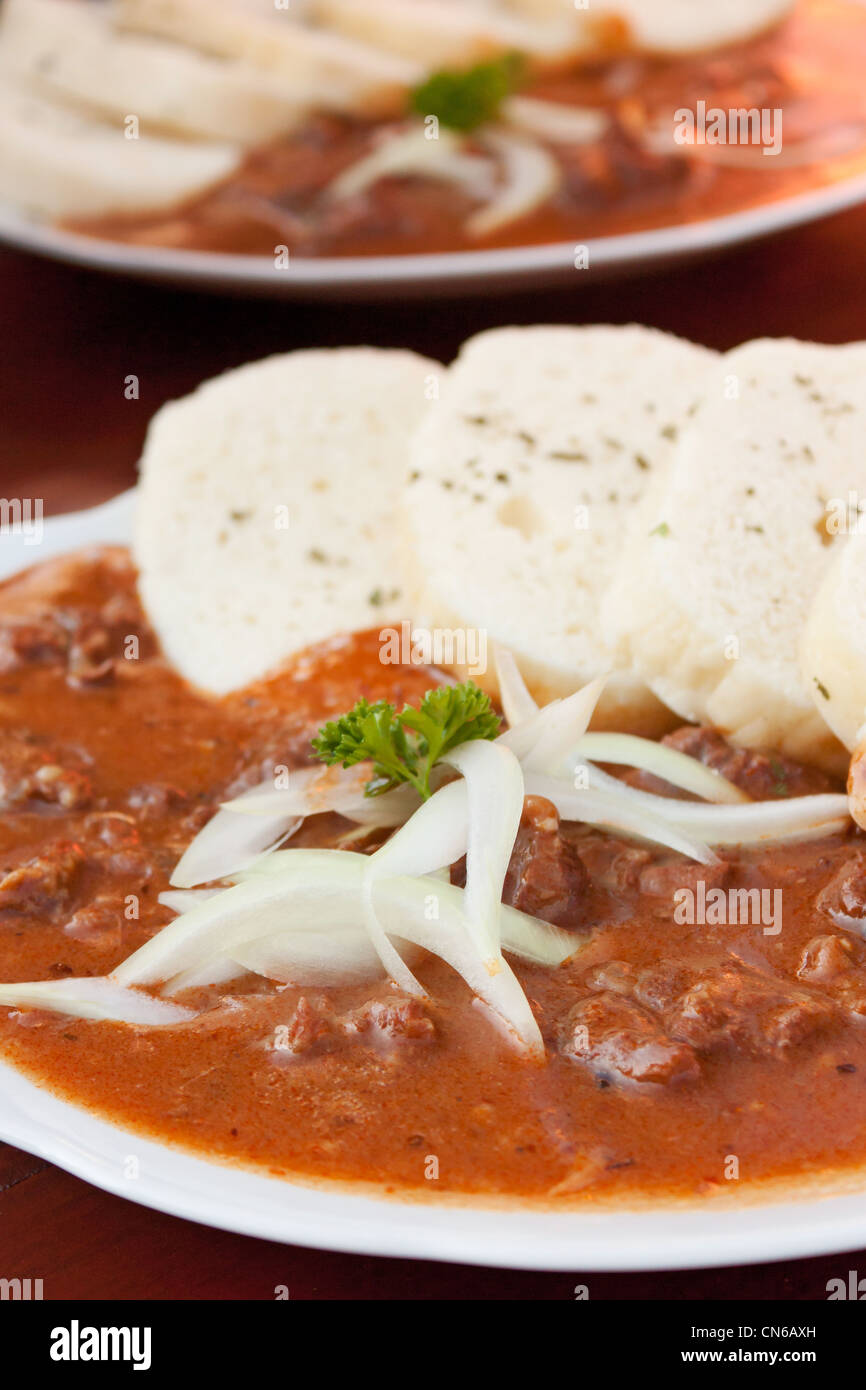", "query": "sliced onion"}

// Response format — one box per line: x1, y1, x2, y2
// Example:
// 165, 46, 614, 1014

330, 125, 496, 201
171, 786, 301, 889
639, 792, 851, 848
241, 851, 577, 966
498, 698, 563, 760
0, 976, 194, 1025
573, 732, 750, 804
118, 850, 368, 988
117, 849, 576, 1055
494, 646, 539, 727
232, 925, 393, 987
442, 740, 524, 969
221, 767, 418, 826
162, 958, 245, 995
172, 766, 415, 890
503, 96, 609, 145
521, 678, 607, 775
467, 128, 560, 239
577, 760, 849, 847
158, 889, 221, 913
524, 772, 719, 864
